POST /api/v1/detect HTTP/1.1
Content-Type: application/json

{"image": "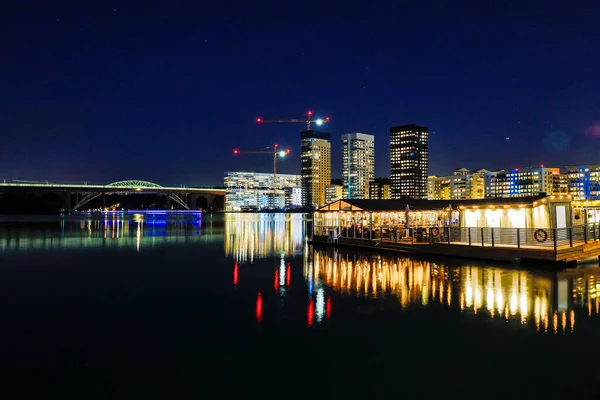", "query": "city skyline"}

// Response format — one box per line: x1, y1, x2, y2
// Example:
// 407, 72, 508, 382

1, 2, 599, 186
